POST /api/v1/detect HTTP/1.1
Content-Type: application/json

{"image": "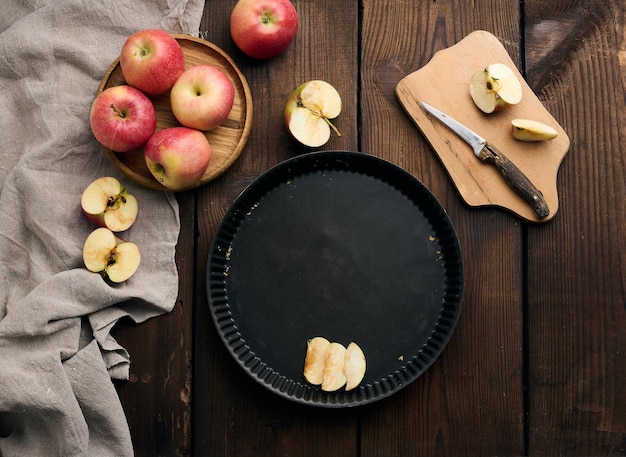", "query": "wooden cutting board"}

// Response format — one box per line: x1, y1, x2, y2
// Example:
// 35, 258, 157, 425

396, 30, 569, 223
